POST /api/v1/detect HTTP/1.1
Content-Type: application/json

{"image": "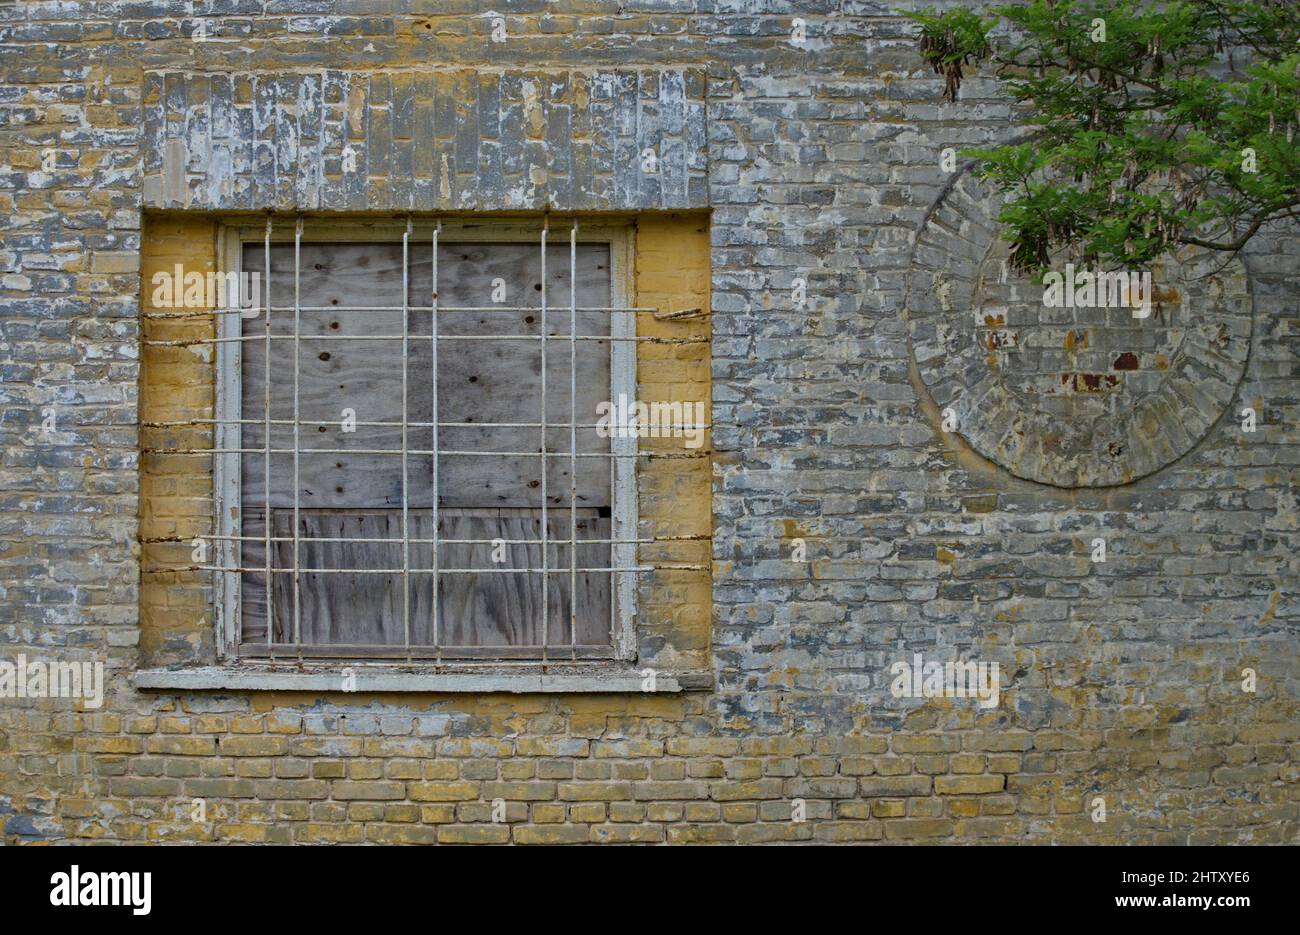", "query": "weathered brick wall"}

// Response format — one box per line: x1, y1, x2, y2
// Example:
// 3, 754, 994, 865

1, 2, 1296, 844
139, 216, 218, 667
